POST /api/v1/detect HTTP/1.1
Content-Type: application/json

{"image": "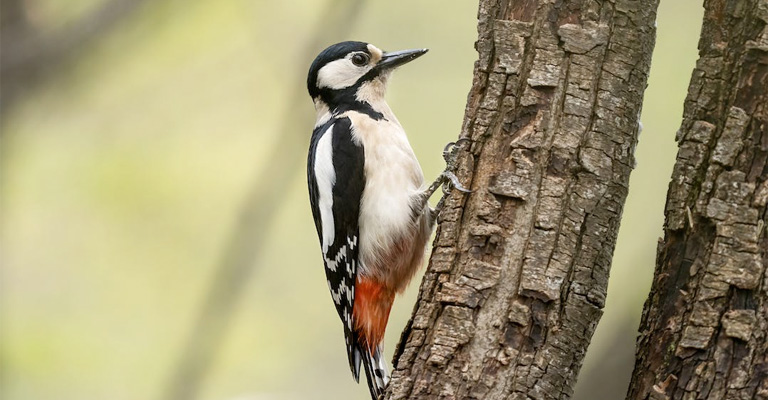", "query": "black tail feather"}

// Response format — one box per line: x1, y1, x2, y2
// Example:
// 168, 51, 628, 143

344, 329, 388, 398
346, 335, 362, 382
360, 344, 388, 400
